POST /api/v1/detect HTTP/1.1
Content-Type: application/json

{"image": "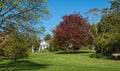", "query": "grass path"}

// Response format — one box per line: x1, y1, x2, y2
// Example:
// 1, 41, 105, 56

0, 51, 120, 71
